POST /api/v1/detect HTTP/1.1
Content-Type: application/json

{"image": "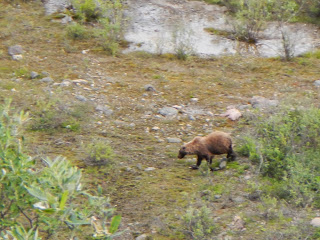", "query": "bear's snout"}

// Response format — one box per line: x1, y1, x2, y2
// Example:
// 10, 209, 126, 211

178, 150, 186, 159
